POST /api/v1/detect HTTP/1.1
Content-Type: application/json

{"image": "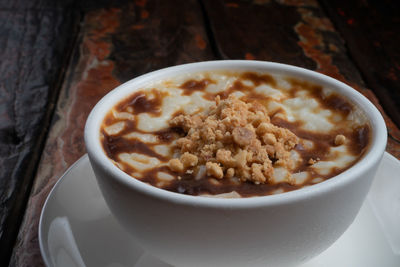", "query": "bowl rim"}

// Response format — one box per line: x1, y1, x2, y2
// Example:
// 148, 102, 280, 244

84, 60, 387, 208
